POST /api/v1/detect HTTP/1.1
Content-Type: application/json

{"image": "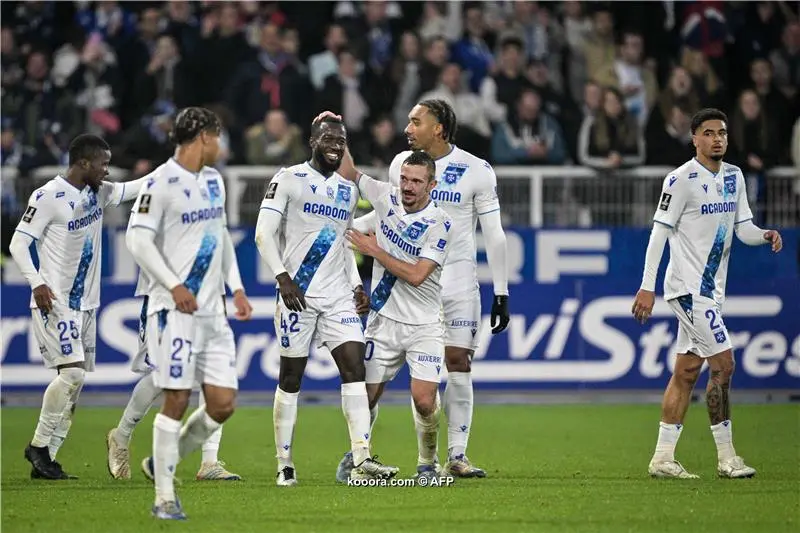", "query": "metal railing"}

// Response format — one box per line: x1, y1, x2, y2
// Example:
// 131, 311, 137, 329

3, 165, 798, 228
